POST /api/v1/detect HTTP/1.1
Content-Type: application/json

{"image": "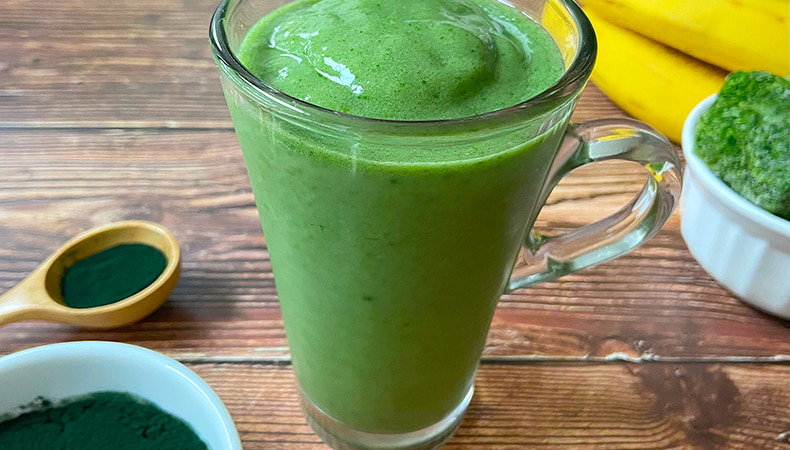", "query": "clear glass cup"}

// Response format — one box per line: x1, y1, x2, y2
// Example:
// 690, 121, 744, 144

210, 1, 682, 448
